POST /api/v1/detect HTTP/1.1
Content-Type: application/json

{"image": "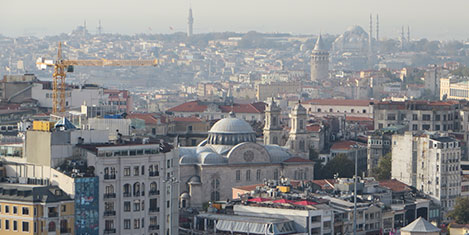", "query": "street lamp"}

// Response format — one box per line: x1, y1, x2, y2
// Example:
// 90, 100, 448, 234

350, 144, 359, 235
